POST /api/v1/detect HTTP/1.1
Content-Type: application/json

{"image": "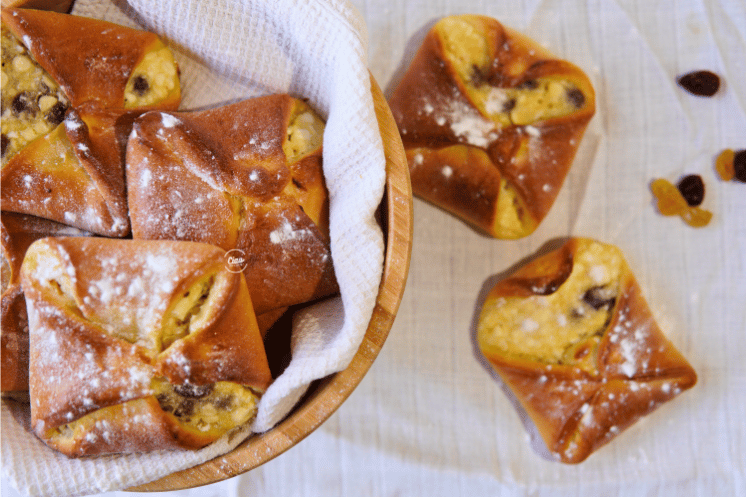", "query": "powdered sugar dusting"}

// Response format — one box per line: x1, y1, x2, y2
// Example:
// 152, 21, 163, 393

484, 88, 510, 115
269, 215, 312, 245
160, 113, 181, 128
